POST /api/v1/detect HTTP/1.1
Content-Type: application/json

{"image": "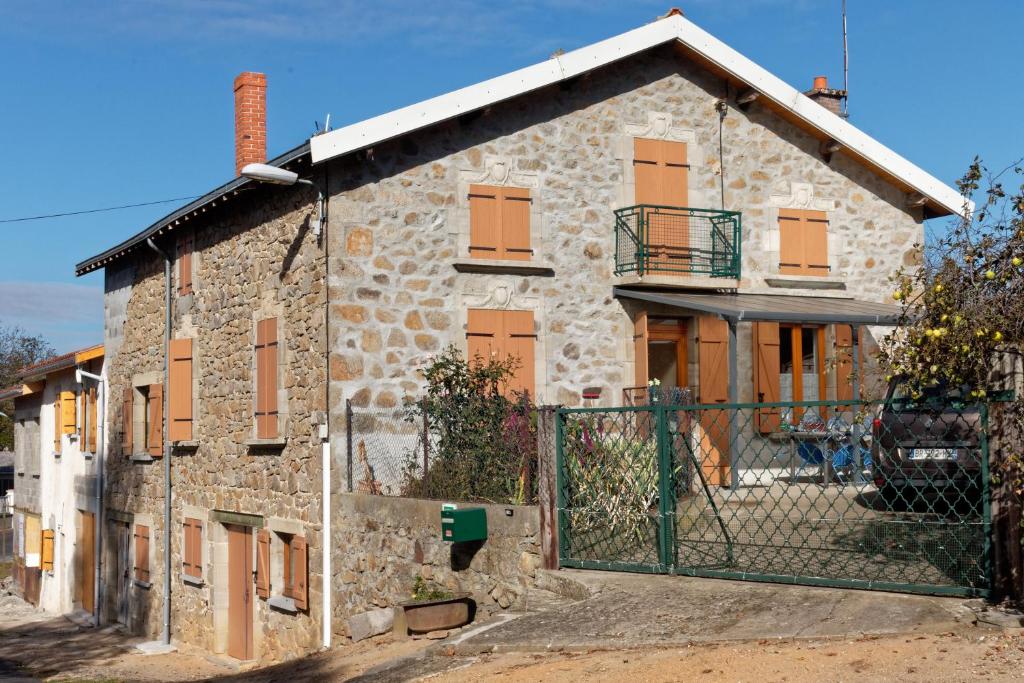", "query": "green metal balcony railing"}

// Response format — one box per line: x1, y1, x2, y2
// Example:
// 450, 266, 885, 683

614, 205, 742, 279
